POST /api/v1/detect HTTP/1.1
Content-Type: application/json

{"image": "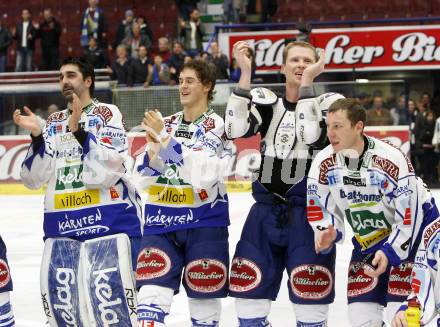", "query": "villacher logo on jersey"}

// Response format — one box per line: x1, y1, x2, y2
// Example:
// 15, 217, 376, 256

229, 258, 262, 292
0, 259, 10, 288
290, 265, 332, 300
185, 259, 227, 293
136, 247, 171, 280
388, 262, 413, 296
